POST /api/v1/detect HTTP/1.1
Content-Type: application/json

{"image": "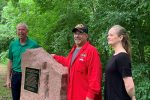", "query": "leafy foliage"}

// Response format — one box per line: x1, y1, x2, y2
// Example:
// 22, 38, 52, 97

132, 63, 150, 100
0, 51, 8, 64
0, 0, 150, 99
